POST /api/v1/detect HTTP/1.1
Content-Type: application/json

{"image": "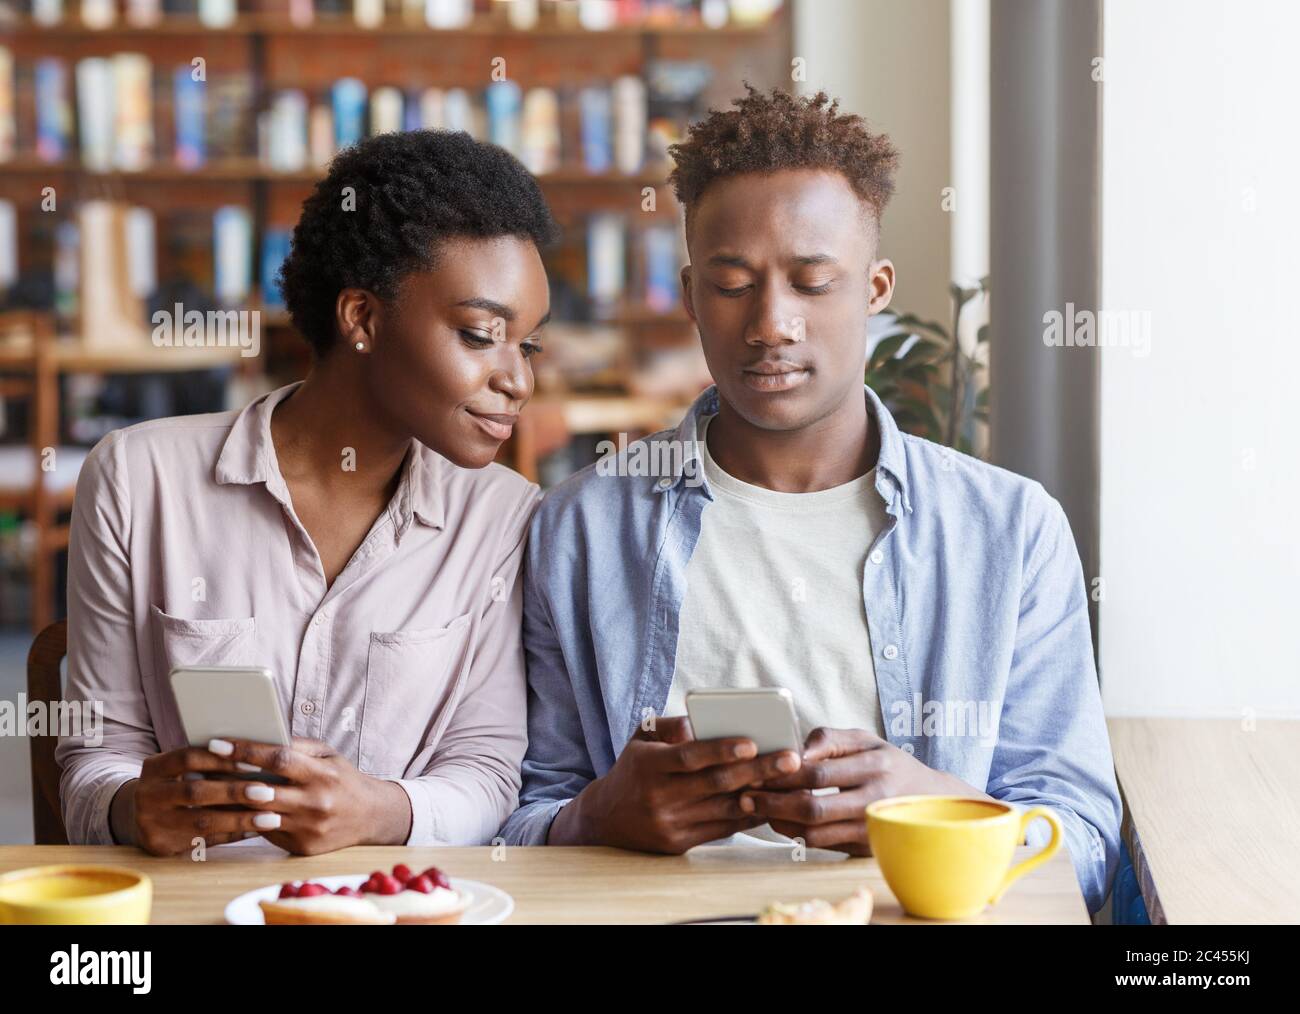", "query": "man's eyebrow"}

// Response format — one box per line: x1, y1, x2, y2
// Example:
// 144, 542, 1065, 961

531, 309, 552, 332
704, 253, 839, 268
